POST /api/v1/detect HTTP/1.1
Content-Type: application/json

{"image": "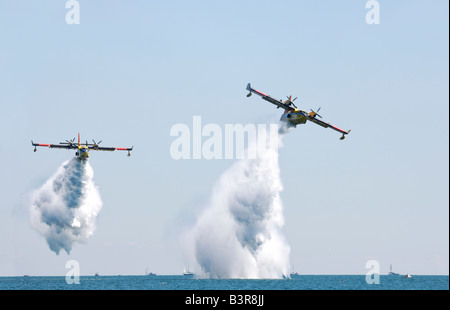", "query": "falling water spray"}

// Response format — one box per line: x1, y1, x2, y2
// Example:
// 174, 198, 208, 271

184, 123, 291, 278
30, 157, 103, 255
